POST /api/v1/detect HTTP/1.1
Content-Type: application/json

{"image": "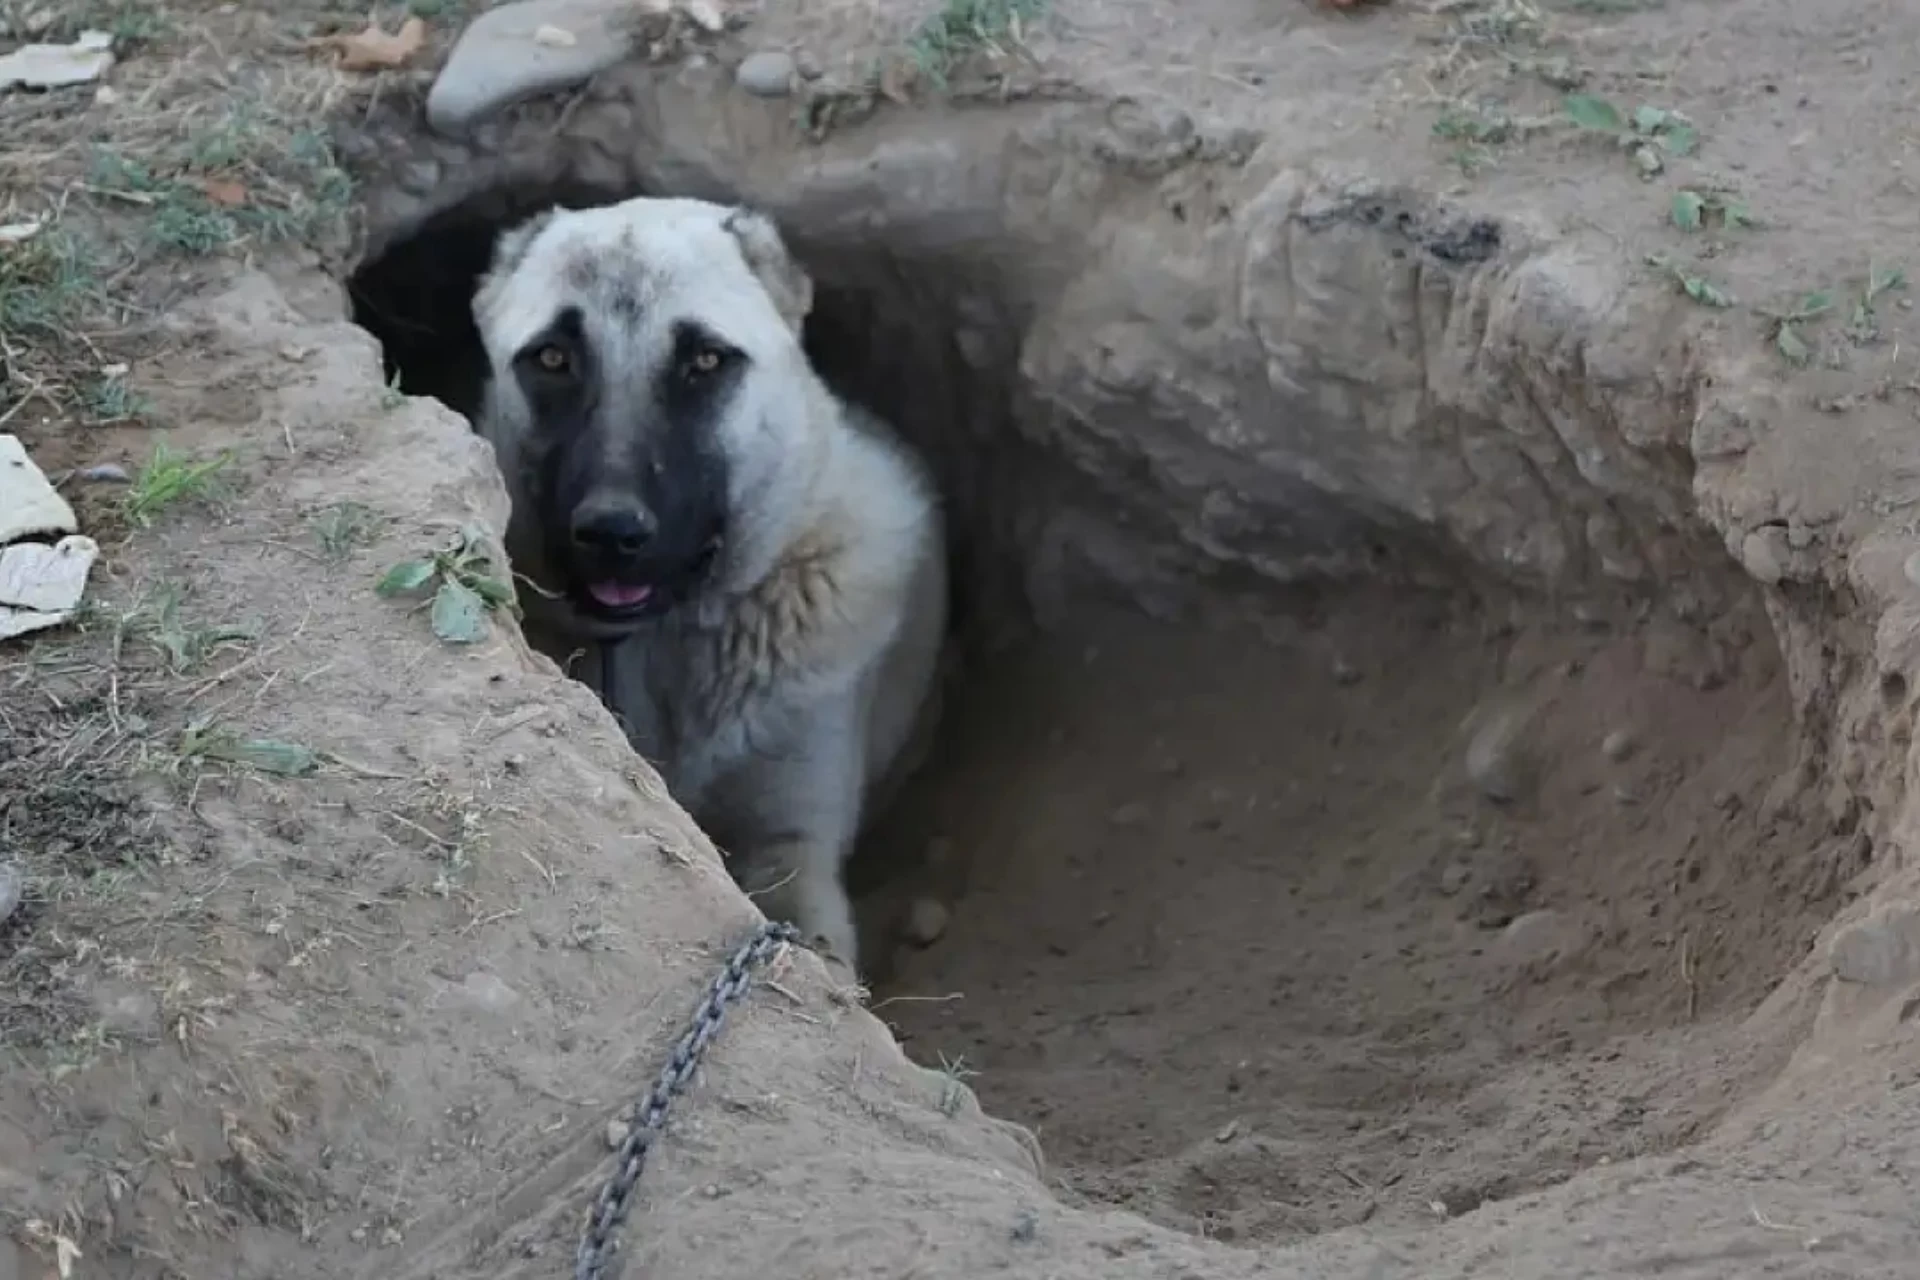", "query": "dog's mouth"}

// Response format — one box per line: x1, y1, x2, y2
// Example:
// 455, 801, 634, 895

583, 581, 656, 616
570, 538, 722, 623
